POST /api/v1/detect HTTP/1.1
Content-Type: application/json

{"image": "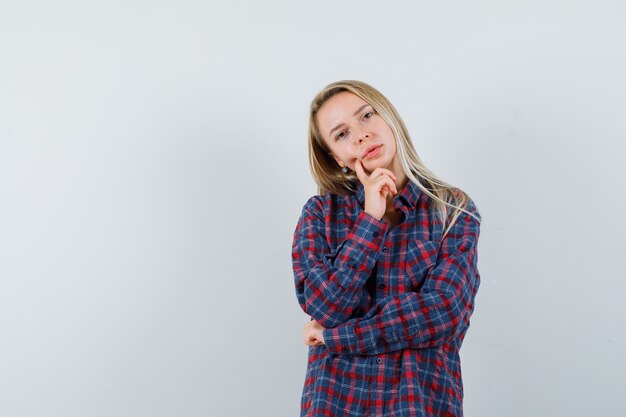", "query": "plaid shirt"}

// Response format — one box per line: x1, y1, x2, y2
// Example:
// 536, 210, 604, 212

292, 179, 481, 417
